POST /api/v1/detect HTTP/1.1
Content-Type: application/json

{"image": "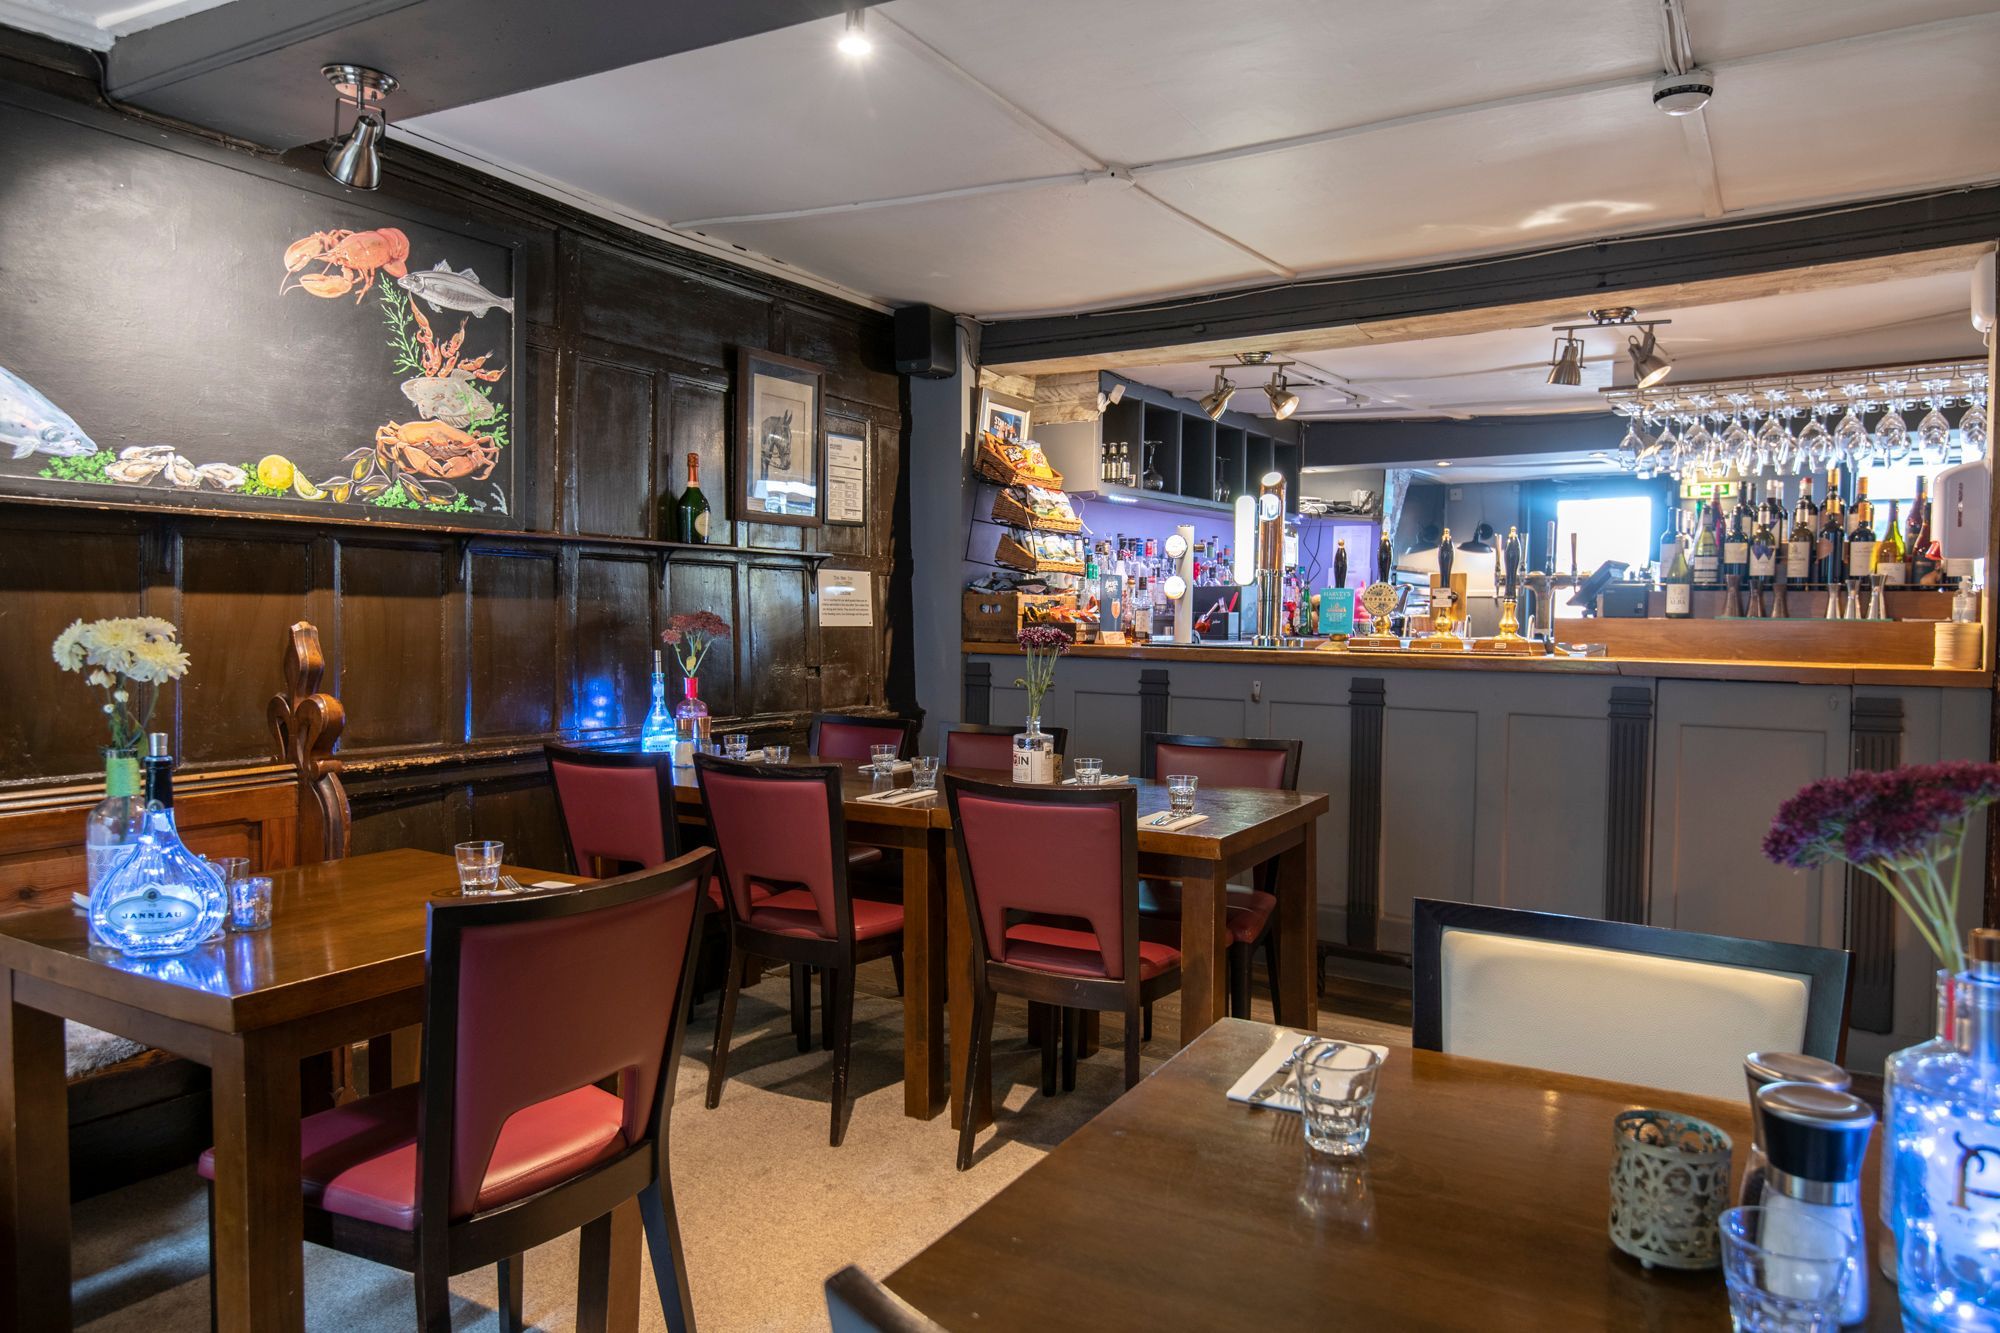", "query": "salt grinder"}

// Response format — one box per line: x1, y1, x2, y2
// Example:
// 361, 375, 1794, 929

1752, 1082, 1875, 1326
1738, 1051, 1851, 1208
